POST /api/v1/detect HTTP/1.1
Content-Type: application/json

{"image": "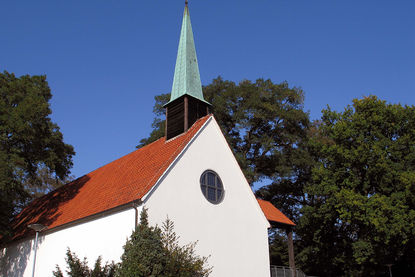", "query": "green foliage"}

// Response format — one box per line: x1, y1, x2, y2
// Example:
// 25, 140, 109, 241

296, 96, 415, 276
137, 93, 169, 147
0, 71, 75, 240
161, 217, 211, 277
268, 229, 289, 266
117, 208, 165, 276
52, 248, 116, 277
117, 208, 211, 277
139, 77, 310, 187
24, 166, 74, 198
